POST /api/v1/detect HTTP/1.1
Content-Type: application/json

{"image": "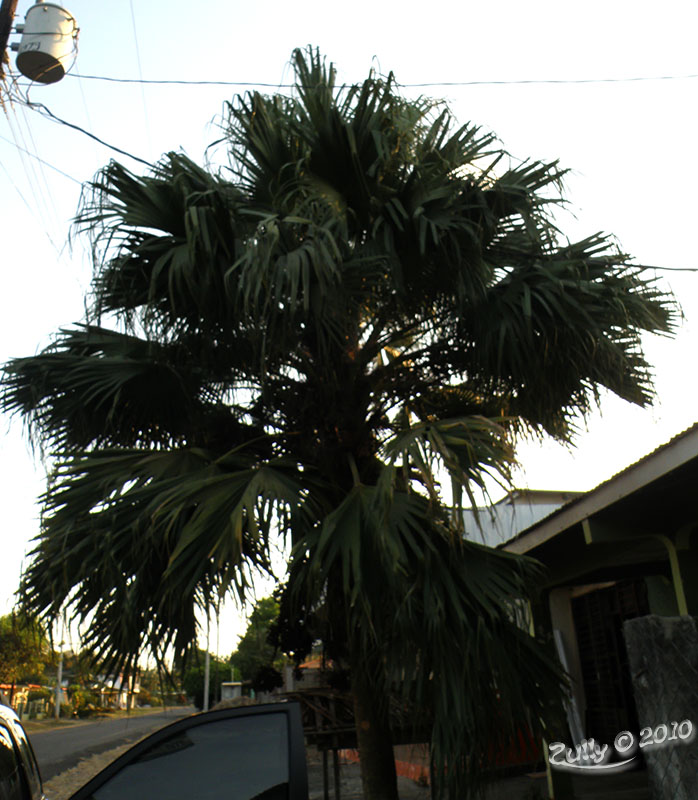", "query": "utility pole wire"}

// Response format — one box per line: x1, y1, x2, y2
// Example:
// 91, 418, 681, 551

64, 70, 698, 89
0, 130, 82, 183
16, 95, 153, 167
